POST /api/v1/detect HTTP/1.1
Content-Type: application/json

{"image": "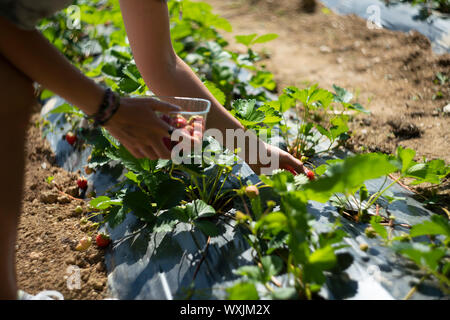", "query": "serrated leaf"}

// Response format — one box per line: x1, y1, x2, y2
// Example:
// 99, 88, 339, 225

194, 220, 219, 237
155, 179, 185, 209
186, 200, 216, 219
